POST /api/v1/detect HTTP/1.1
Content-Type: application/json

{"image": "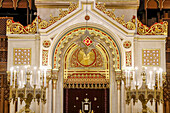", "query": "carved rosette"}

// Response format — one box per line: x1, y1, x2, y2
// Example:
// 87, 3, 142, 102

123, 41, 132, 49
43, 40, 51, 48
